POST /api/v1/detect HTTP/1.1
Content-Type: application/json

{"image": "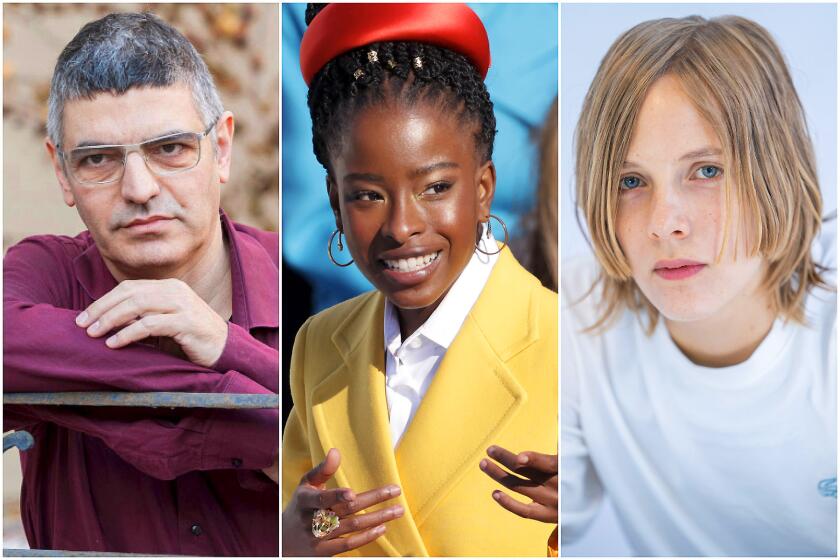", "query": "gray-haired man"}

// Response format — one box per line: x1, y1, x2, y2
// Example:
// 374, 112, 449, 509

4, 12, 278, 555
